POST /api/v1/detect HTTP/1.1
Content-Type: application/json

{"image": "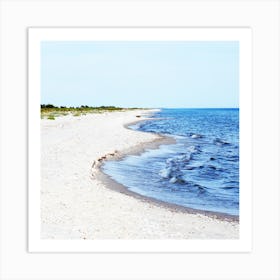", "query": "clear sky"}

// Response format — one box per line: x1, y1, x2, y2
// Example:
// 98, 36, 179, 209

41, 41, 239, 108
